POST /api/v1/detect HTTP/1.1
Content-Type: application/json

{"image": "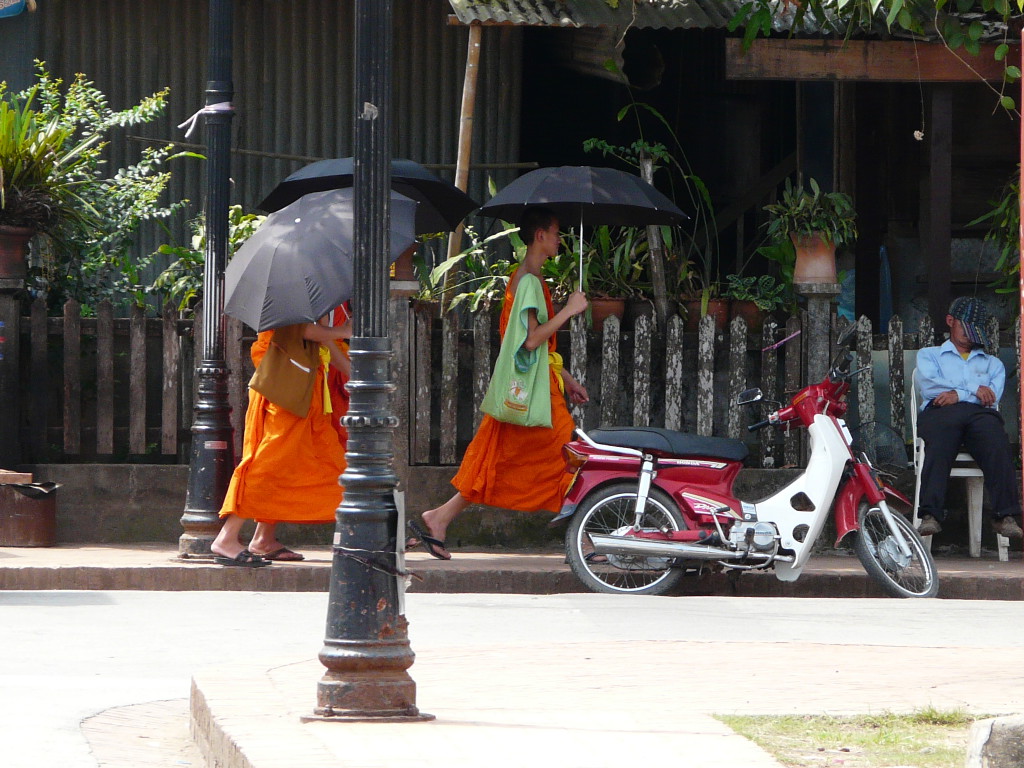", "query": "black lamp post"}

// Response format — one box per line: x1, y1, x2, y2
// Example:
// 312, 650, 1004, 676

312, 0, 429, 720
179, 0, 235, 558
